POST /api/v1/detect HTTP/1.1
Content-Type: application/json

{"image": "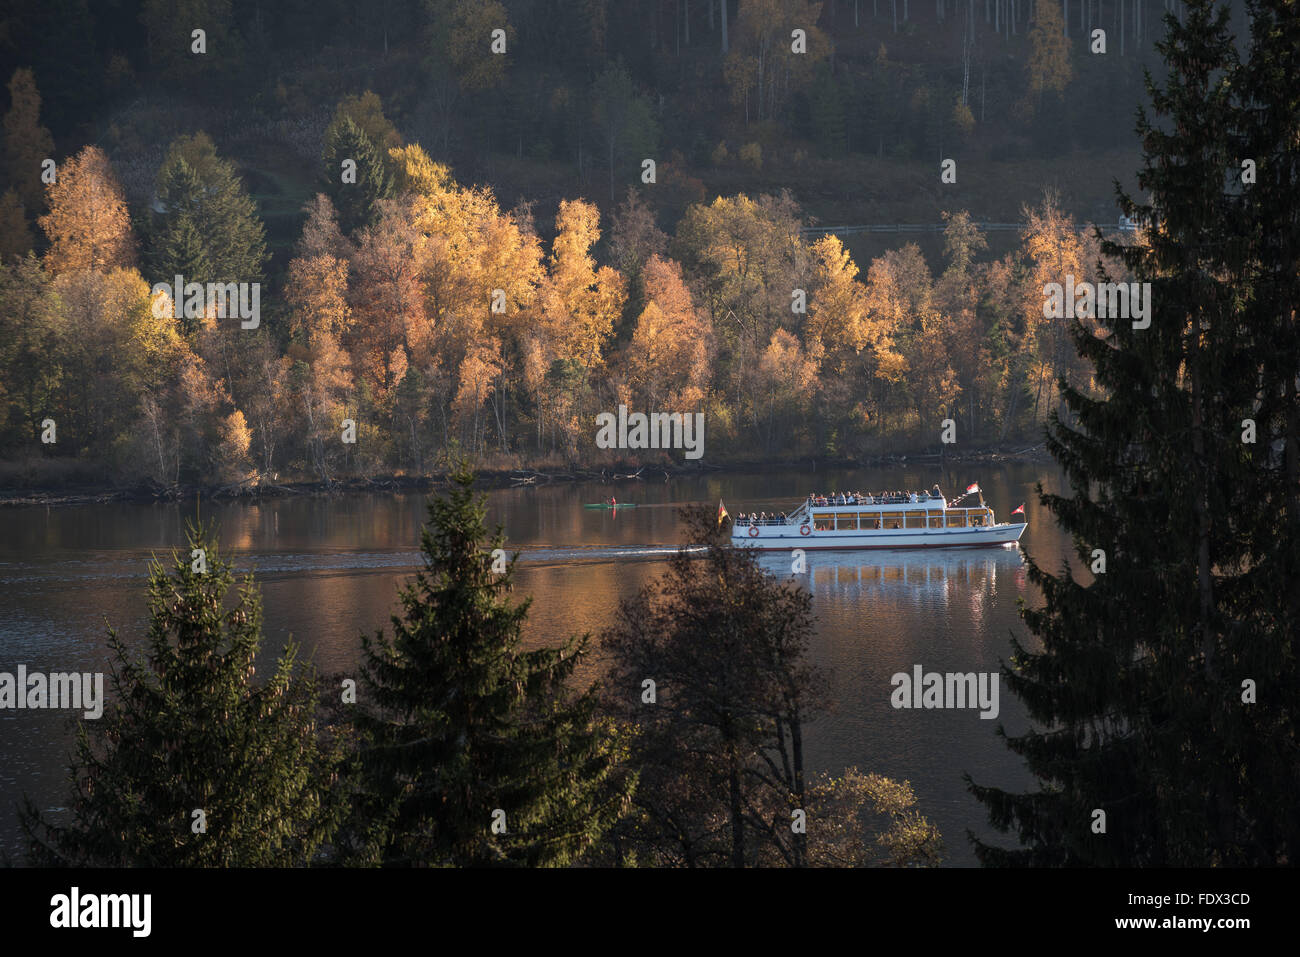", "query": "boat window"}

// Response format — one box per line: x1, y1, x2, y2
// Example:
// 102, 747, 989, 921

813, 514, 834, 531
836, 513, 858, 531
928, 511, 943, 528
946, 511, 967, 528
904, 510, 926, 529
969, 509, 988, 527
858, 512, 880, 529
882, 513, 903, 530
